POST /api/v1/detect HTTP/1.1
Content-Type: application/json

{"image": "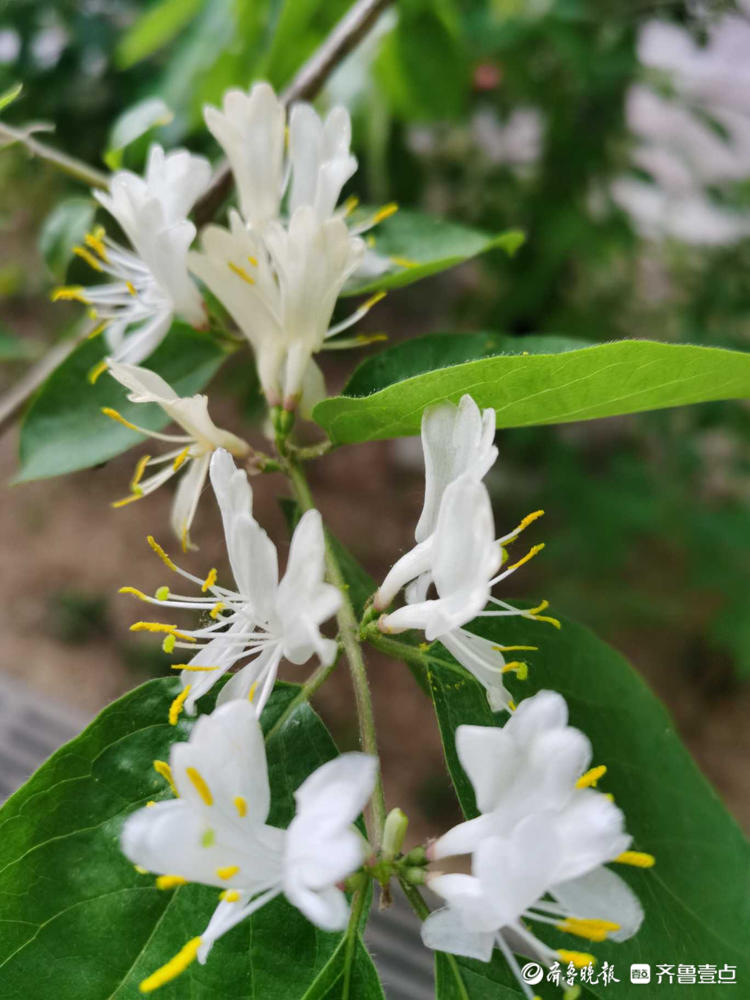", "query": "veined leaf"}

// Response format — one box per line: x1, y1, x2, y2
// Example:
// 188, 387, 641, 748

16, 323, 227, 482
314, 337, 750, 444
